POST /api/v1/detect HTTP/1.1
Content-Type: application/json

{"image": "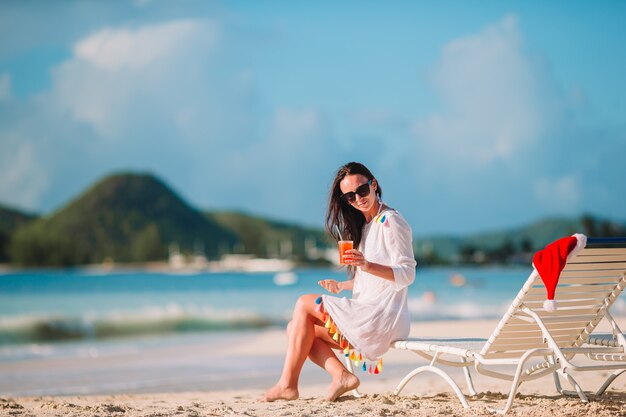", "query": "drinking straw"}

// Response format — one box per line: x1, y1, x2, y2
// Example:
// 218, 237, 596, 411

334, 224, 343, 241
